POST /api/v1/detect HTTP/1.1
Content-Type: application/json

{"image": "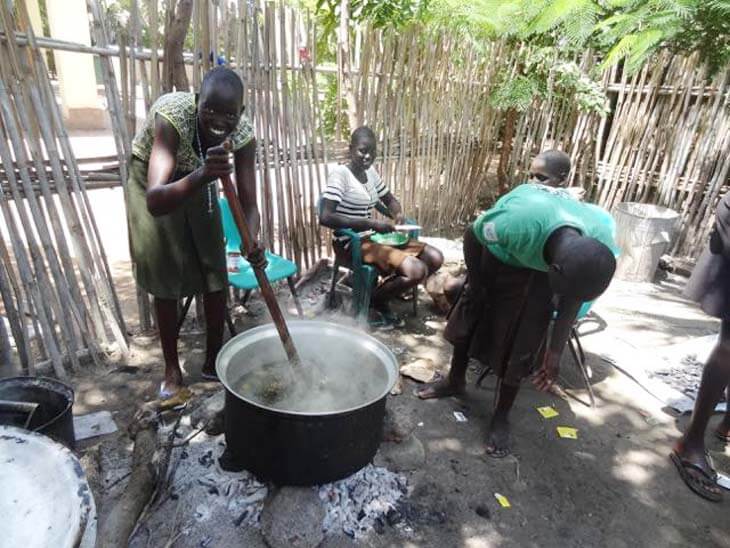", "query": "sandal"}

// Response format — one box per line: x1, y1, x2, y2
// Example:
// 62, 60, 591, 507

158, 385, 193, 410
367, 310, 395, 331
670, 450, 723, 502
